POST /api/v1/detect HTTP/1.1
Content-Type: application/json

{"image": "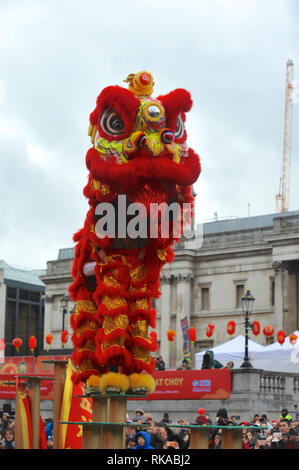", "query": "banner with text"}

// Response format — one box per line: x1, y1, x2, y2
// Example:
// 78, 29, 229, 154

128, 368, 231, 400
0, 356, 231, 401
